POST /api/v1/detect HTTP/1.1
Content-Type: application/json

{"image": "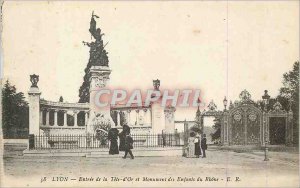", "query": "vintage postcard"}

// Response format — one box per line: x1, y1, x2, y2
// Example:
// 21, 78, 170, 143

0, 0, 299, 187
